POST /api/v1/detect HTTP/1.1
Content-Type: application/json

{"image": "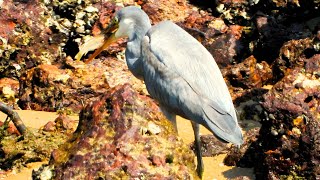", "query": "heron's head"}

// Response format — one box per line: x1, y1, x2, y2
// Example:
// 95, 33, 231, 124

75, 6, 151, 63
113, 6, 151, 39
